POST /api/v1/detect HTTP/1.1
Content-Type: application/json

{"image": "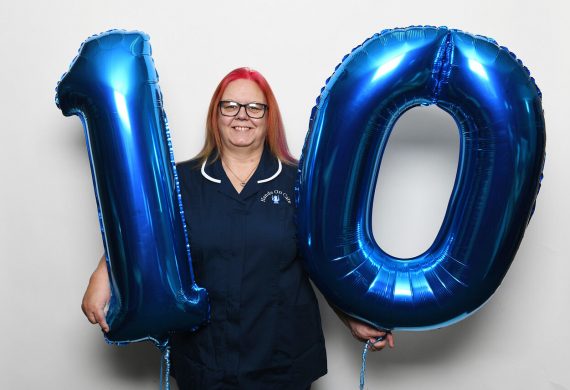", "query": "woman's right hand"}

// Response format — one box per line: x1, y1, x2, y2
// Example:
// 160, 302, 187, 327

81, 255, 111, 333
